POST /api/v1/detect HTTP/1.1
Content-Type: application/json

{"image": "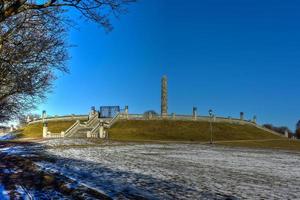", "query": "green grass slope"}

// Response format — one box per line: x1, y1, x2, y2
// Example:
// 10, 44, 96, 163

19, 121, 77, 138
109, 120, 284, 142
